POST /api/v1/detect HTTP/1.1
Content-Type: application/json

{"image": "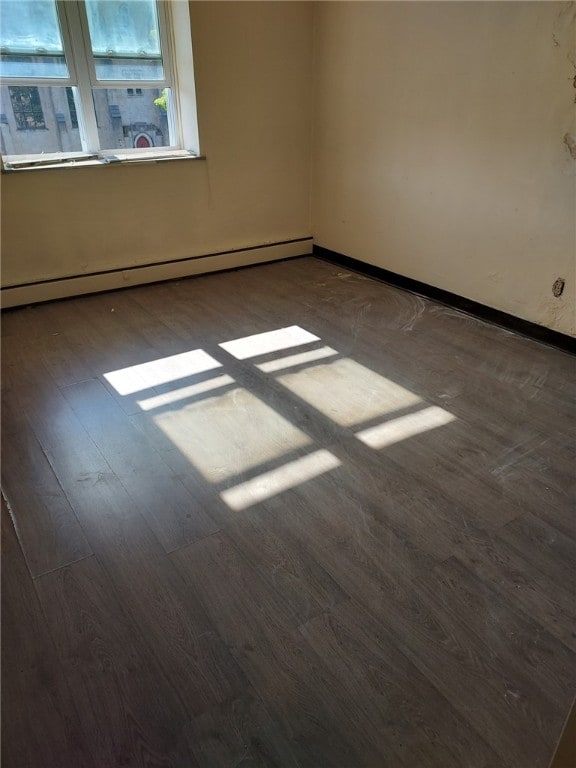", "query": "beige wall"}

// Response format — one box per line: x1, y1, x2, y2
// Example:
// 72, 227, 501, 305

0, 2, 313, 288
312, 2, 576, 335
